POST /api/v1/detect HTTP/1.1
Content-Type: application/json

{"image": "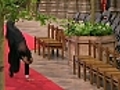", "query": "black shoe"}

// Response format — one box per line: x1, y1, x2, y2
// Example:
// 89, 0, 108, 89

9, 71, 14, 77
